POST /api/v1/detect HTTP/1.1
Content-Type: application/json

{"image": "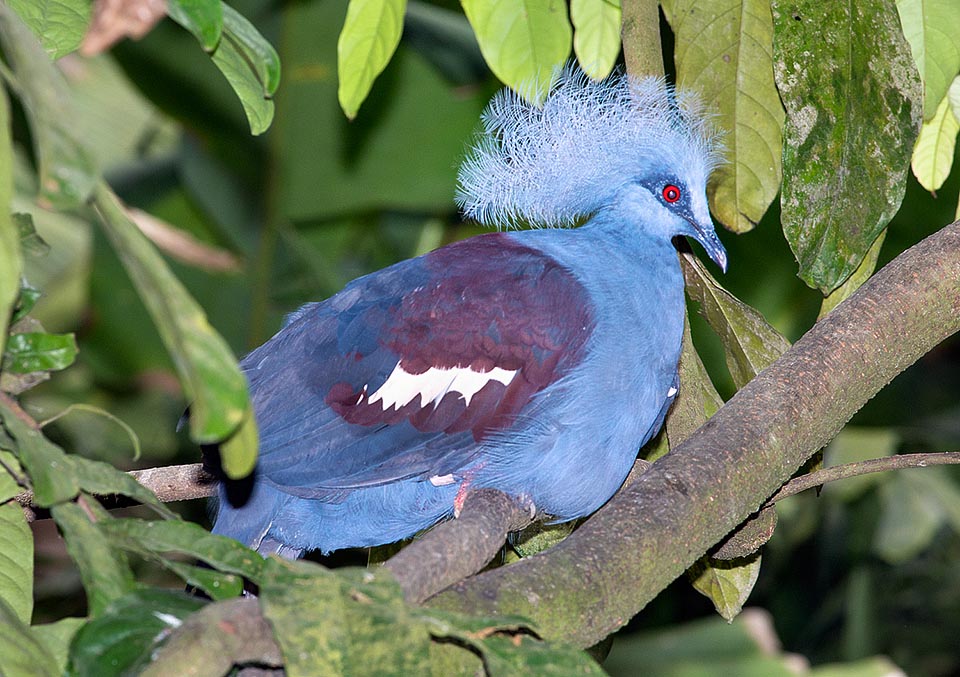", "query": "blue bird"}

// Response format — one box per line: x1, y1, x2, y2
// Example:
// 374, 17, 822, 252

211, 68, 727, 557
